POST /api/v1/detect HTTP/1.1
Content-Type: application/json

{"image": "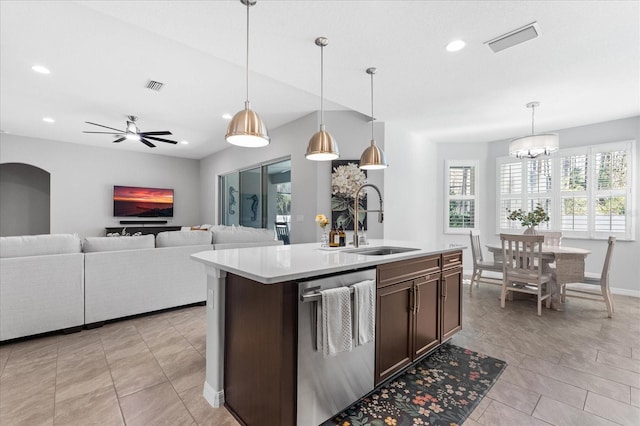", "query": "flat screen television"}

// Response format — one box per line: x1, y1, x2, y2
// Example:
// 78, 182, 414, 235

113, 185, 174, 217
